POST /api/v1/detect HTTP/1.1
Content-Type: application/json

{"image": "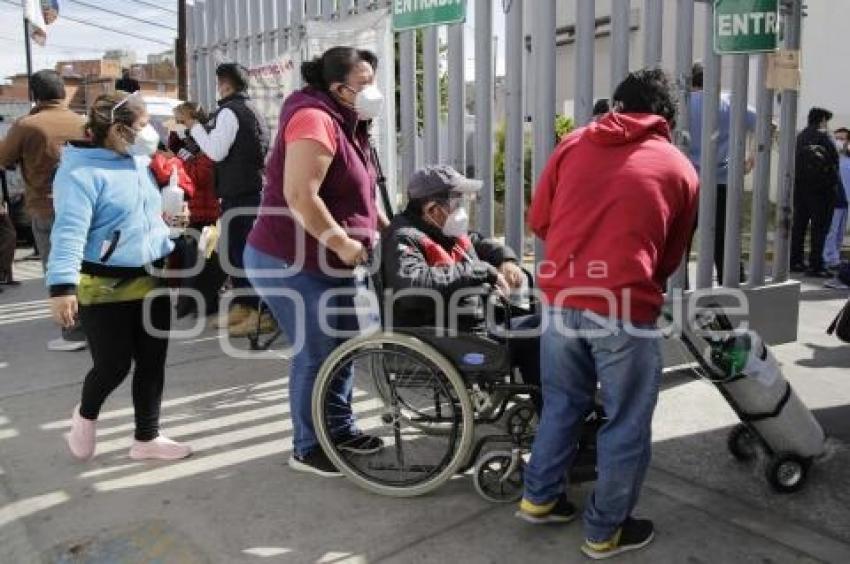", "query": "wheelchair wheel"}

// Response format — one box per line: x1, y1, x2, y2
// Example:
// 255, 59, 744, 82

313, 332, 475, 497
473, 450, 524, 503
